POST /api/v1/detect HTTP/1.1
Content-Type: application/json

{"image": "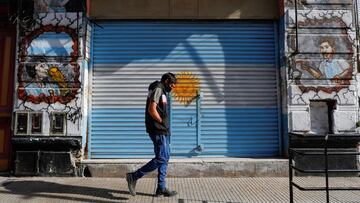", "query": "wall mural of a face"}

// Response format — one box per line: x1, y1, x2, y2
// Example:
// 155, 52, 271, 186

18, 25, 80, 104
320, 42, 334, 60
